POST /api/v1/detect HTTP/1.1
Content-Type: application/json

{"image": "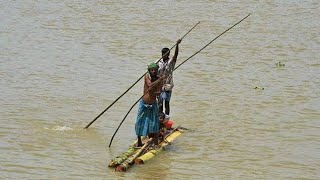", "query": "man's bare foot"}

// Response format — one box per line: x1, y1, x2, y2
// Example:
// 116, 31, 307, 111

135, 143, 144, 148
